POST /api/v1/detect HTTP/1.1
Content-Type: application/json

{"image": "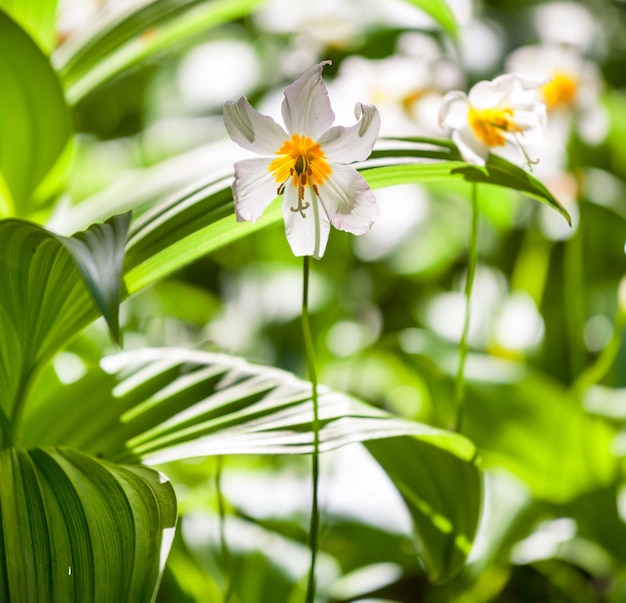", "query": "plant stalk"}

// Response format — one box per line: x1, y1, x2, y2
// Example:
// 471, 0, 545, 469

302, 256, 320, 603
454, 183, 479, 432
